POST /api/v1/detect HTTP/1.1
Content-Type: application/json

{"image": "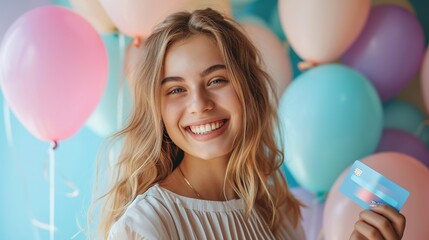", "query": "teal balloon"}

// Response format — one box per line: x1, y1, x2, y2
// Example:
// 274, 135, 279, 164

237, 15, 269, 28
383, 99, 429, 148
383, 99, 424, 134
52, 0, 72, 8
246, 0, 277, 22
269, 6, 286, 42
232, 0, 276, 22
278, 64, 383, 195
410, 0, 429, 44
288, 45, 303, 79
86, 33, 132, 137
281, 163, 299, 188
231, 0, 256, 5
